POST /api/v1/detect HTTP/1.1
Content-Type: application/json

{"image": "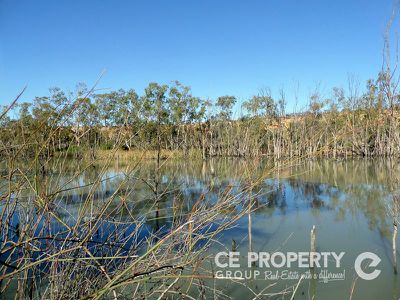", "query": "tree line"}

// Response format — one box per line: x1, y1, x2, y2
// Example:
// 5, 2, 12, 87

1, 72, 400, 159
